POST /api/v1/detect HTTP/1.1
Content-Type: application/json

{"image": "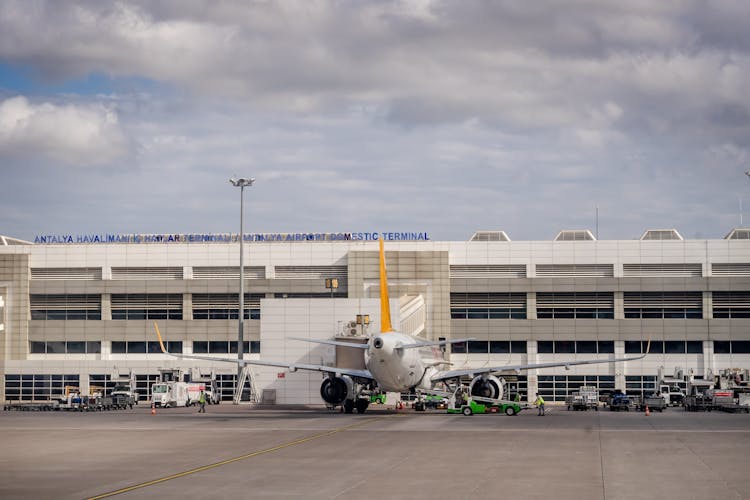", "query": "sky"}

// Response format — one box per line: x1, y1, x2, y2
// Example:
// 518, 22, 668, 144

1, 0, 750, 242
